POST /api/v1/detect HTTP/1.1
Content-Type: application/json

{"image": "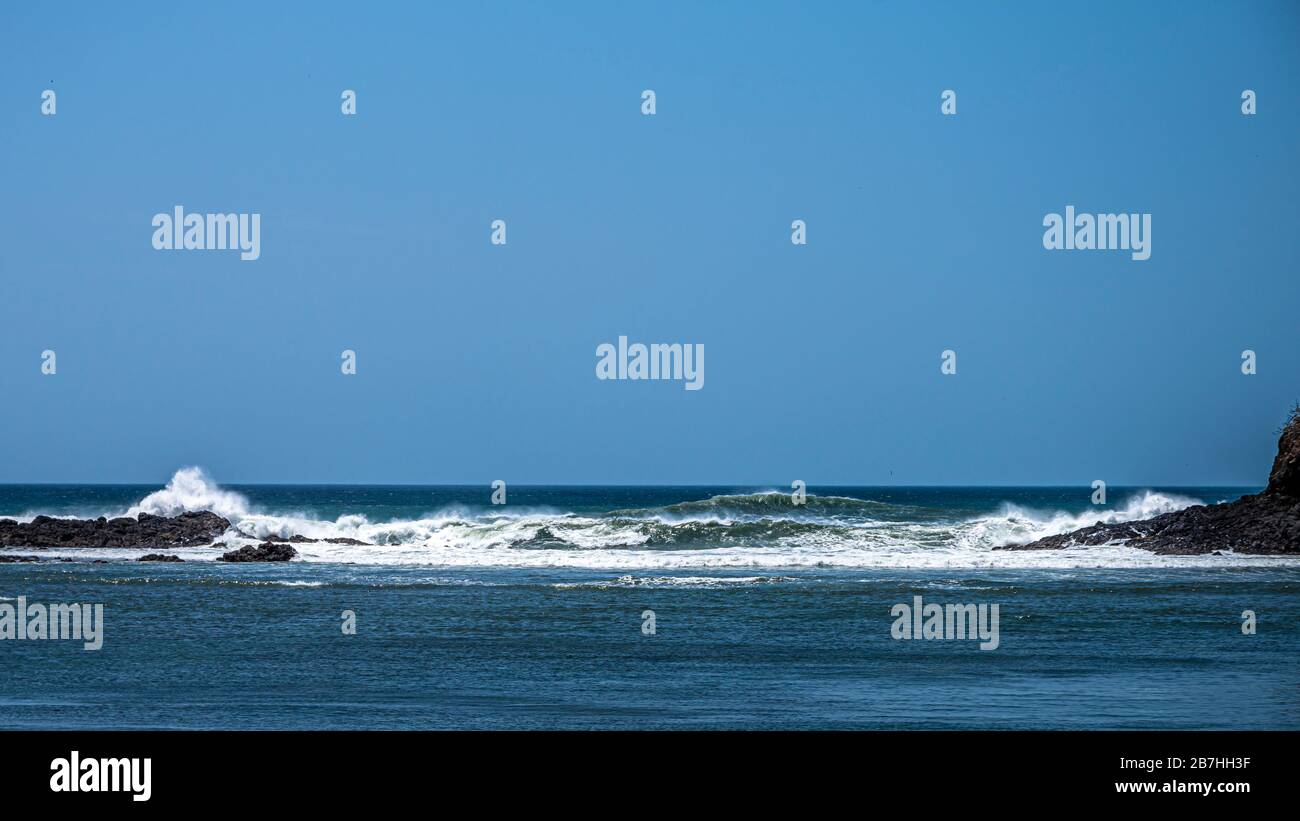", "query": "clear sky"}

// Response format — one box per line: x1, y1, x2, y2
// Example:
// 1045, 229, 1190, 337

1, 1, 1297, 485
